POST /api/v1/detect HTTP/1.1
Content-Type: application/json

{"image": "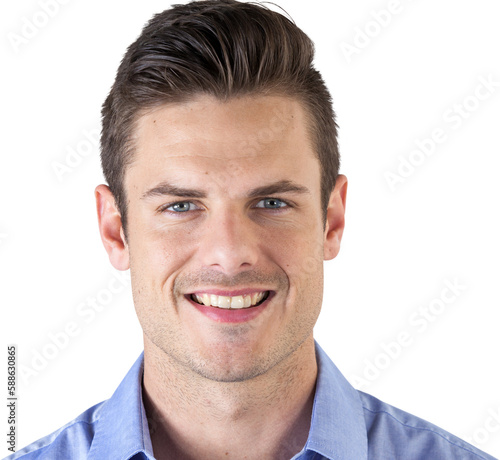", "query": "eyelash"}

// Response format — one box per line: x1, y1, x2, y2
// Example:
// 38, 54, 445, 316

158, 198, 292, 215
